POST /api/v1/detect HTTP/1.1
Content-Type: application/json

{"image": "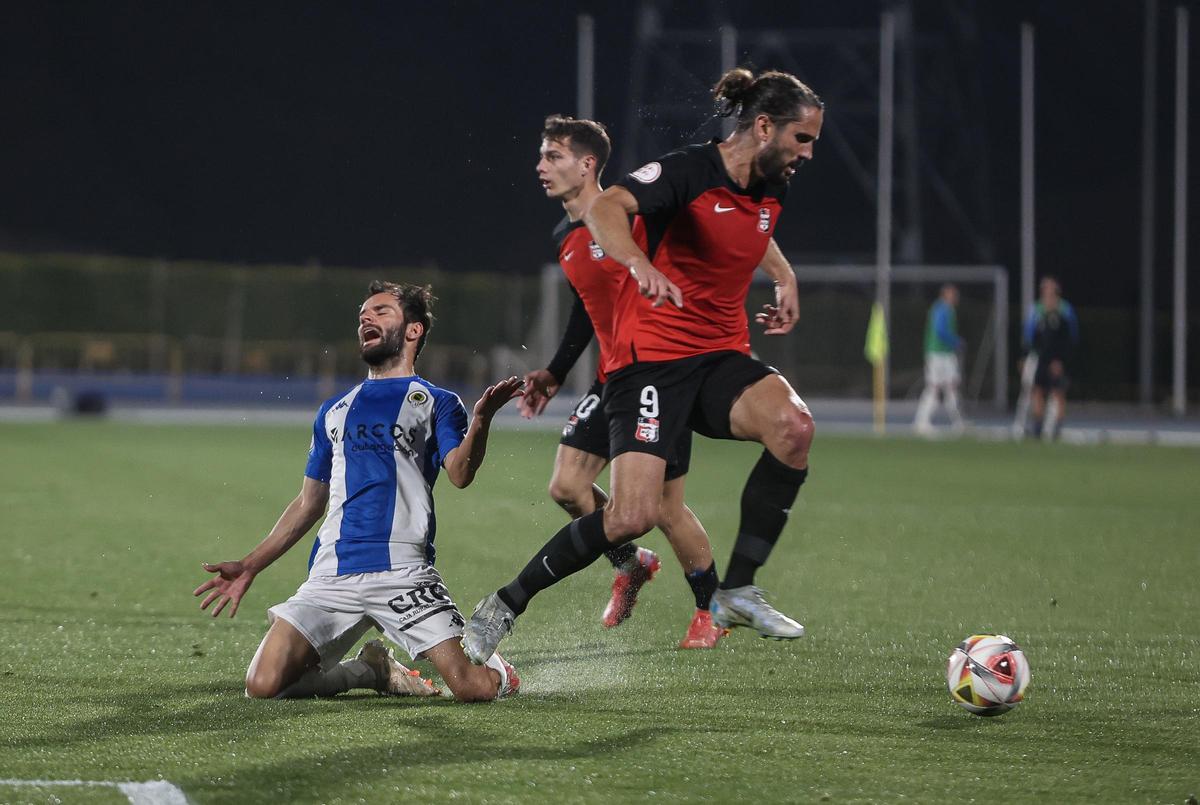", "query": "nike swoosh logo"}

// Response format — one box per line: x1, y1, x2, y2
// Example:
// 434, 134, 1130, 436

713, 203, 736, 213
542, 556, 557, 578
562, 250, 575, 261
